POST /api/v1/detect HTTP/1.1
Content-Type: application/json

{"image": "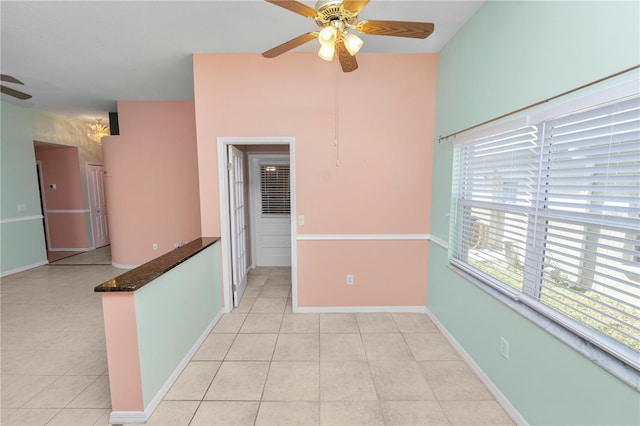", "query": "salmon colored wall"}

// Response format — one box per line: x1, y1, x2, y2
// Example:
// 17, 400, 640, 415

194, 53, 436, 307
102, 101, 201, 266
35, 145, 88, 249
101, 293, 144, 411
46, 213, 88, 248
298, 240, 429, 306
